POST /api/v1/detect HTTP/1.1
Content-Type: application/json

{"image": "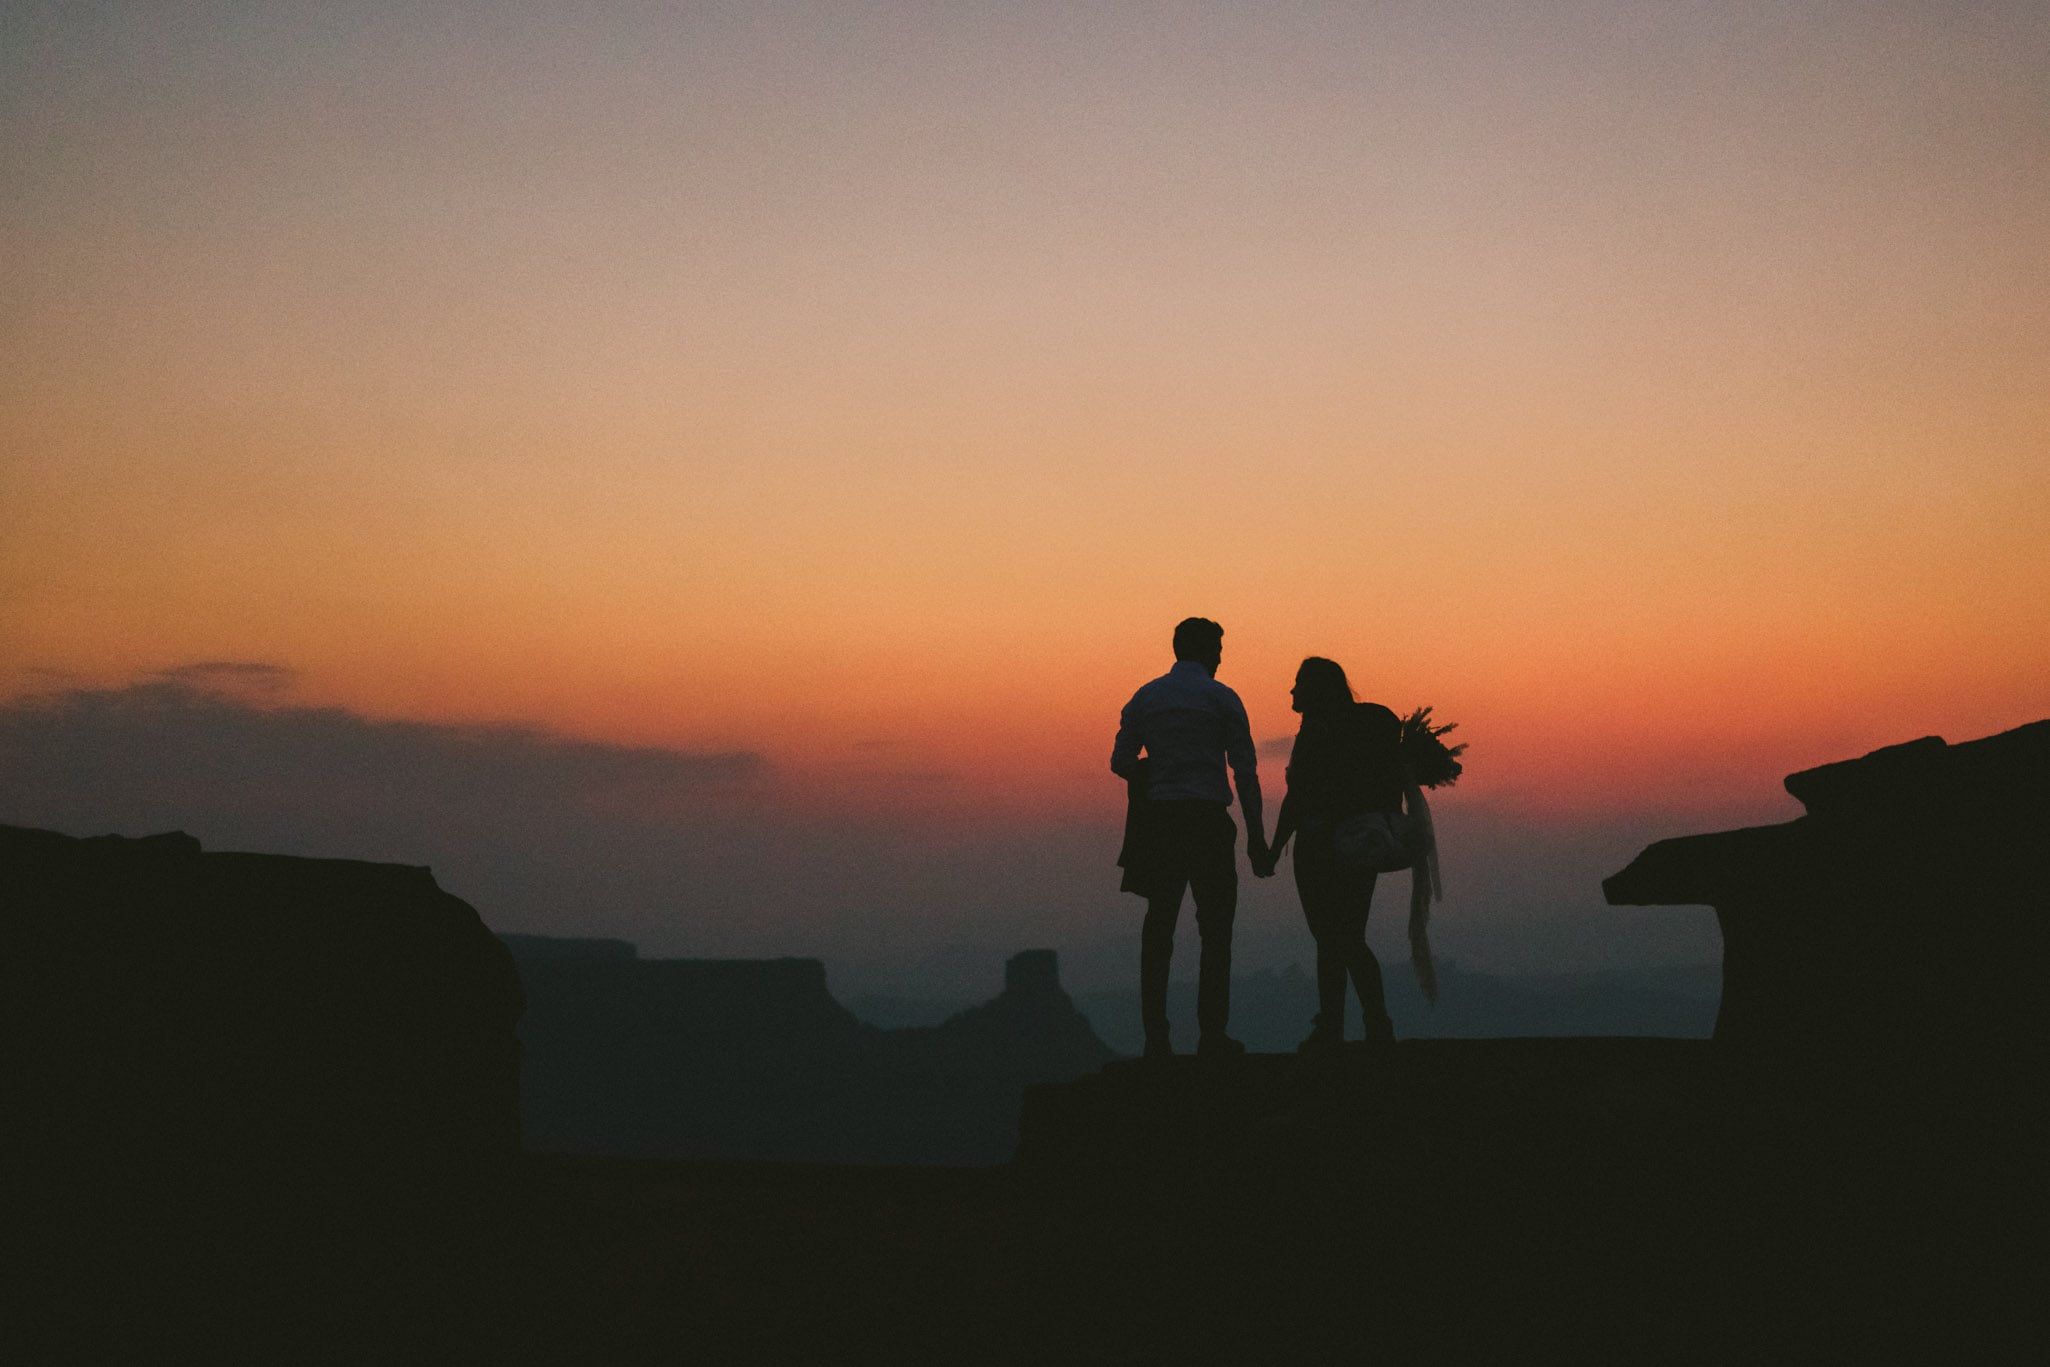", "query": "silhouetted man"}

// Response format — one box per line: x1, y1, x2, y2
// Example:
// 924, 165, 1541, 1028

1112, 617, 1268, 1059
